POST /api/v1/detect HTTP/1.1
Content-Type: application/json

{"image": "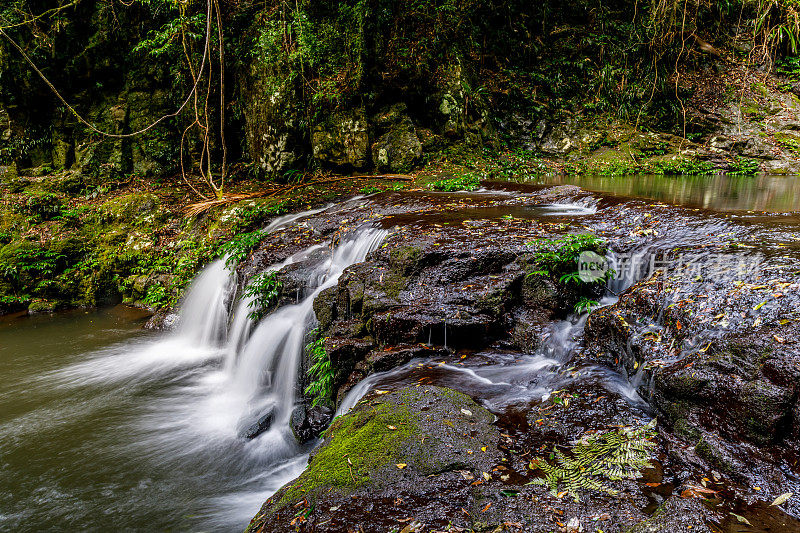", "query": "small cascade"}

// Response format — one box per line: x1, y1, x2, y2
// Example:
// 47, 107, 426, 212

176, 259, 235, 346
224, 227, 387, 432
